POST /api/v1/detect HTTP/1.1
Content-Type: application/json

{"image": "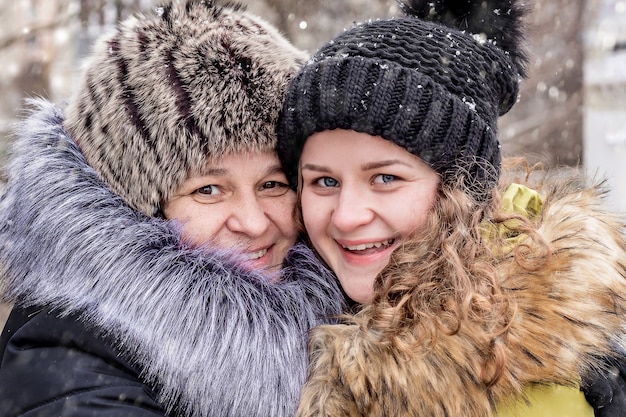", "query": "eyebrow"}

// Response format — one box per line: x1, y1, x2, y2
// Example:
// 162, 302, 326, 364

361, 159, 412, 170
300, 163, 331, 173
201, 167, 229, 176
301, 159, 412, 173
266, 164, 285, 176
